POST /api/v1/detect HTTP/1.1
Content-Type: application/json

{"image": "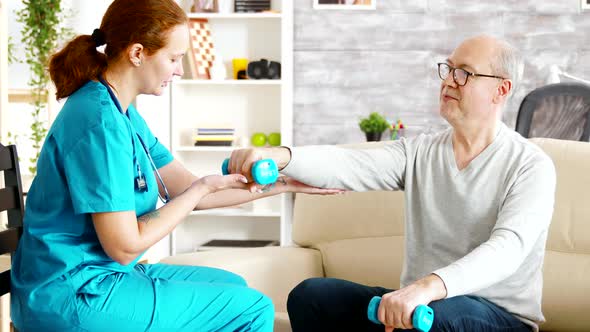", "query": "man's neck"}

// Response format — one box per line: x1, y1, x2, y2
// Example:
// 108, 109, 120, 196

103, 66, 137, 114
452, 121, 500, 170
